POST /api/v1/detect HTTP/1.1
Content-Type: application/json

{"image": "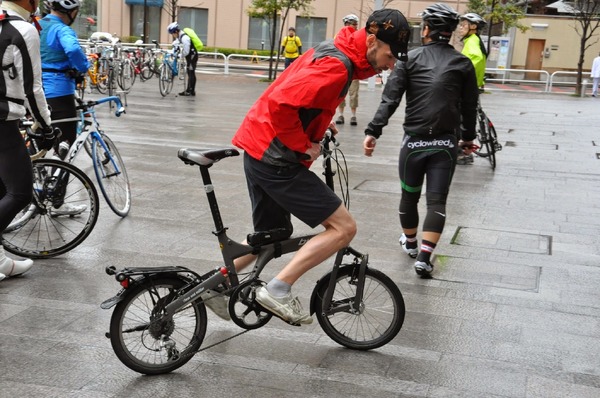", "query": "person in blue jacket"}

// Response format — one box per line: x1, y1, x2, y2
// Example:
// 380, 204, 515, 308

39, 0, 89, 215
